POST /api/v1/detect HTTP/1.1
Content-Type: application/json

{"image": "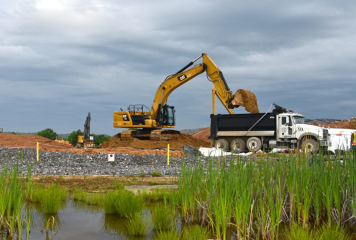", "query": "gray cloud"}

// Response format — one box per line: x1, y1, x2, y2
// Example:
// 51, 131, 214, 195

0, 0, 355, 134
